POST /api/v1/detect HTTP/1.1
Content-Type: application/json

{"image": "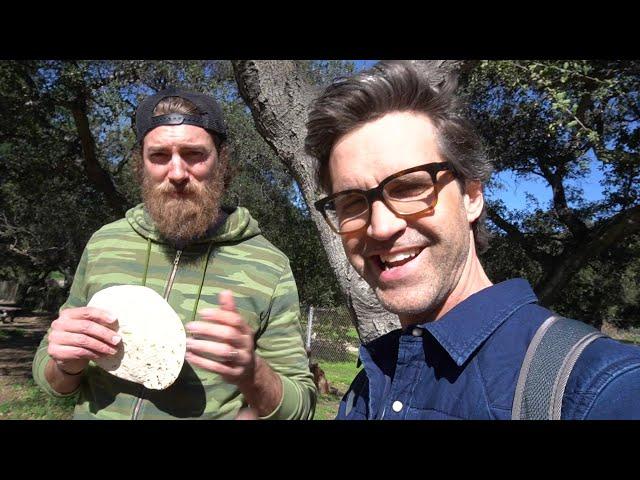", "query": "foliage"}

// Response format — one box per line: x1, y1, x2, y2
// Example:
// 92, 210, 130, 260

466, 60, 640, 326
2, 59, 637, 326
0, 60, 344, 311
